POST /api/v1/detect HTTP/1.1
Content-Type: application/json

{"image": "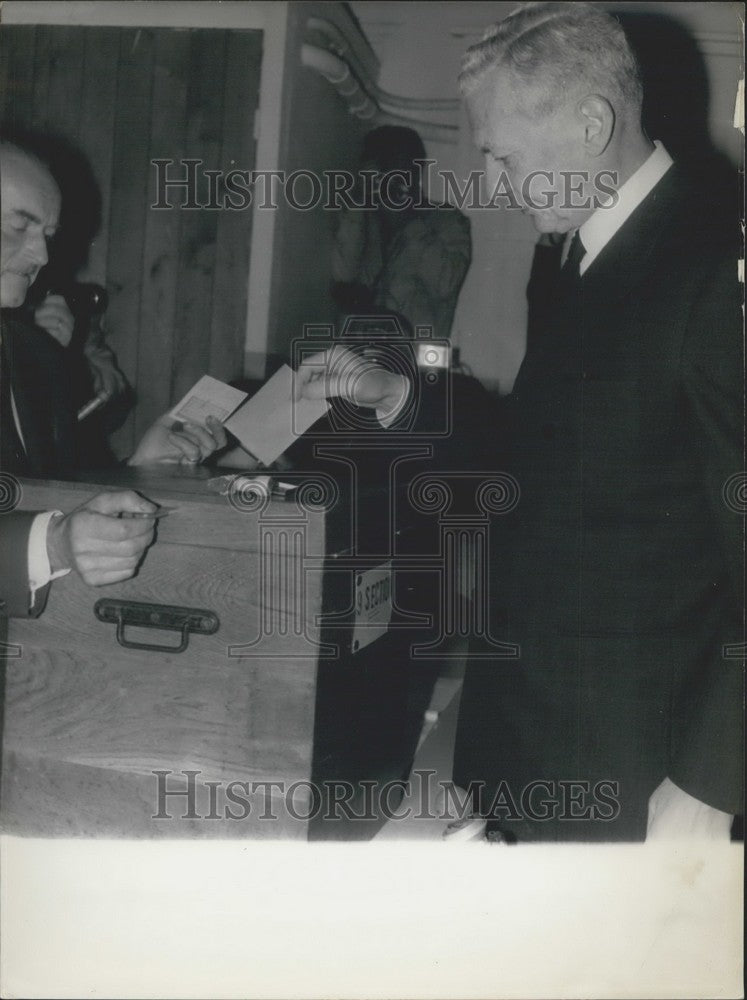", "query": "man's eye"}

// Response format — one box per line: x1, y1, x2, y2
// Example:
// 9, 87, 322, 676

10, 220, 28, 233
